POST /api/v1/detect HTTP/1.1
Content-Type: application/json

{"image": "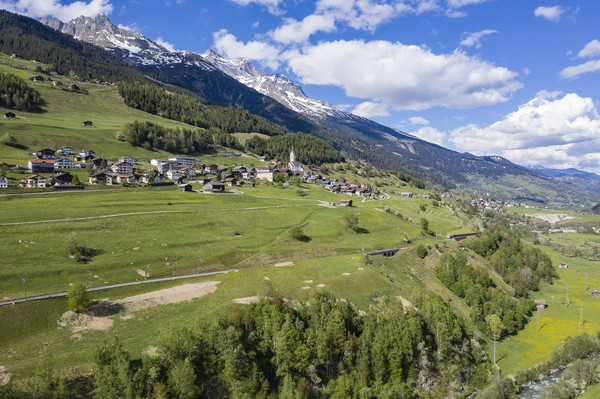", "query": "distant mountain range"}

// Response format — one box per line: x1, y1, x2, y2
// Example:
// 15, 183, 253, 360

5, 11, 594, 207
